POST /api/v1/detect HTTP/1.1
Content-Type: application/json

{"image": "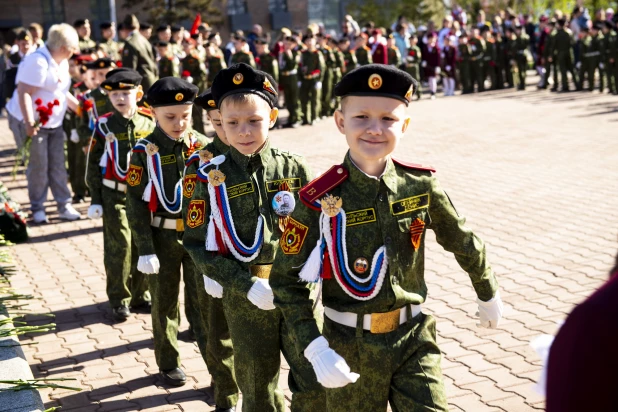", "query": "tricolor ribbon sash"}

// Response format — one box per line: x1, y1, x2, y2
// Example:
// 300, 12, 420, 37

95, 117, 131, 181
